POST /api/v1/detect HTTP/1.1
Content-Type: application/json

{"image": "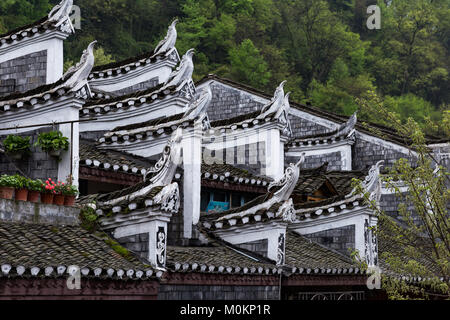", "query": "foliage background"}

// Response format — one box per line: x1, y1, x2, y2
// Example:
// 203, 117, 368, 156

0, 0, 448, 136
